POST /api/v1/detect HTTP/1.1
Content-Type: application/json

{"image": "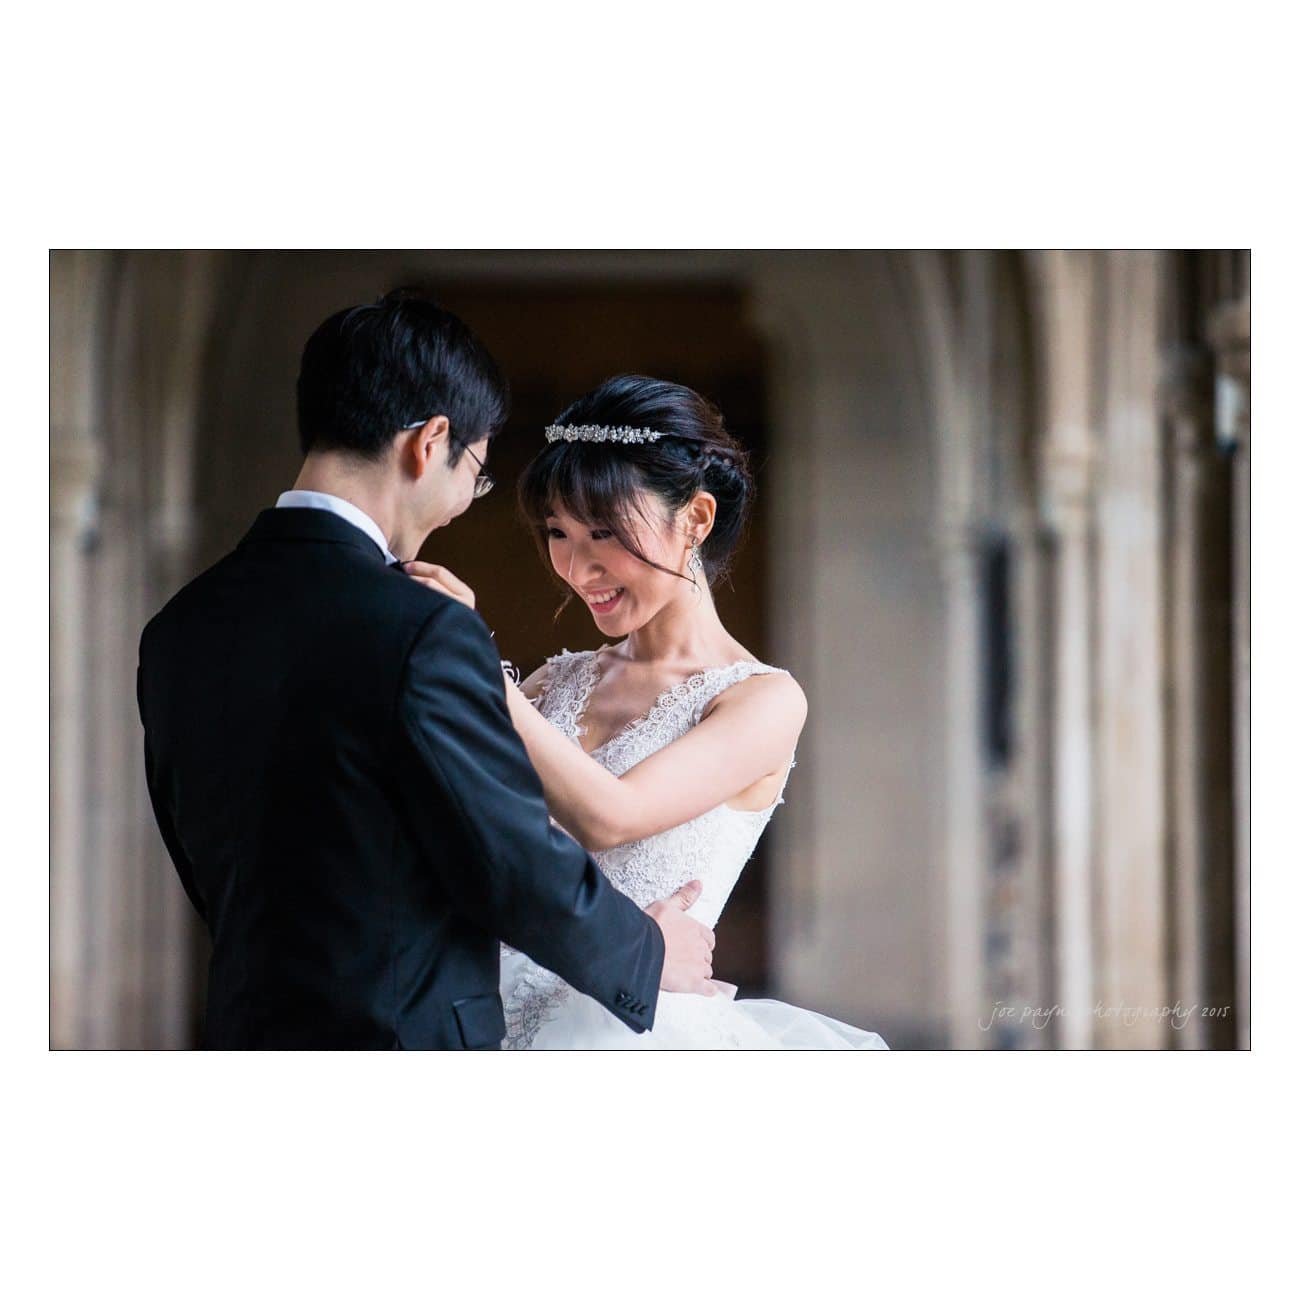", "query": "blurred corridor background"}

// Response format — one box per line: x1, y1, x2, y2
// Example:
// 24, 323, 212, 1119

49, 250, 1250, 1049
